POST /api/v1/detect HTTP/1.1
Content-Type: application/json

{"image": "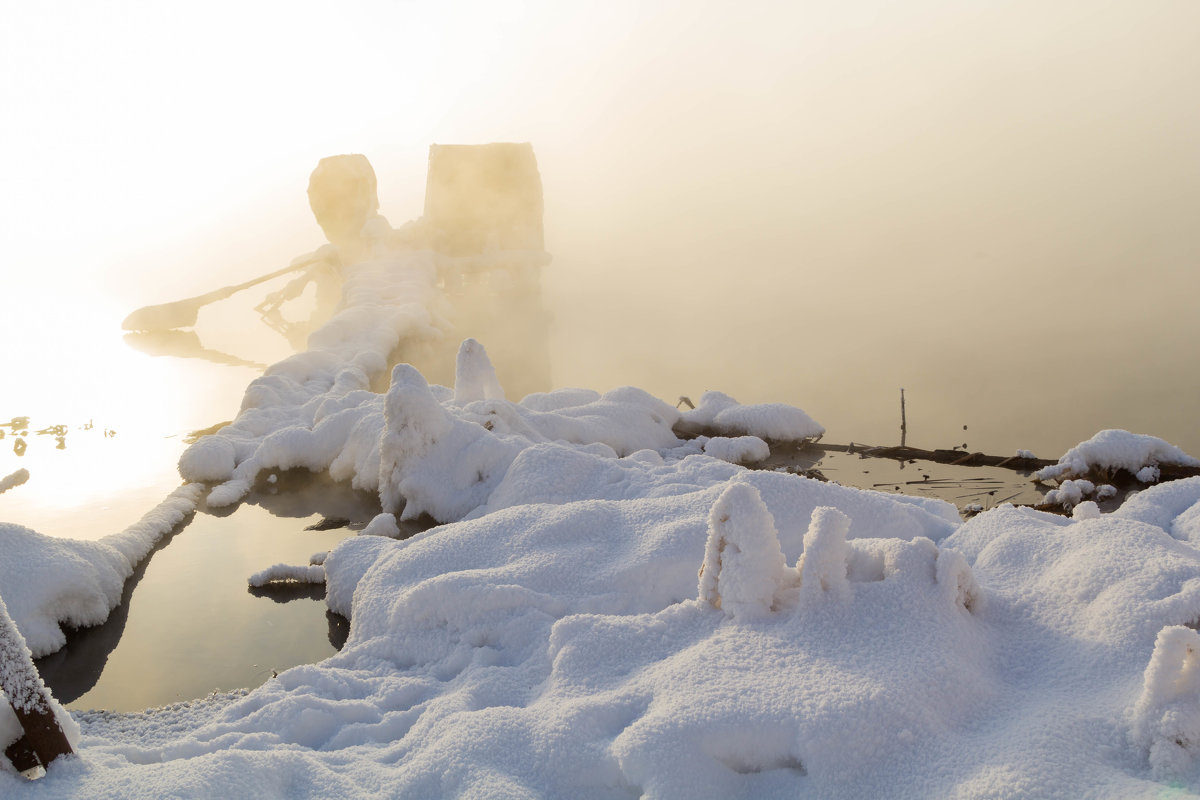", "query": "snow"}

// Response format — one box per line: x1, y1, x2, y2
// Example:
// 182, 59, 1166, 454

681, 390, 824, 441
8, 227, 1200, 794
697, 482, 789, 619
359, 512, 400, 538
247, 564, 326, 587
701, 435, 770, 464
1132, 626, 1200, 779
453, 337, 505, 403
1044, 478, 1096, 508
1037, 429, 1200, 482
179, 251, 446, 507
1138, 465, 1162, 484
11, 391, 1200, 796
